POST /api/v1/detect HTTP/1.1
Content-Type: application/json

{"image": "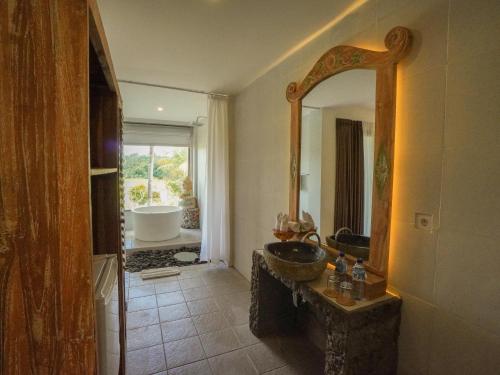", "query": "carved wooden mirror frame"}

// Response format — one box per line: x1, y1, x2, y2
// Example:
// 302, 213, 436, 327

286, 27, 411, 277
